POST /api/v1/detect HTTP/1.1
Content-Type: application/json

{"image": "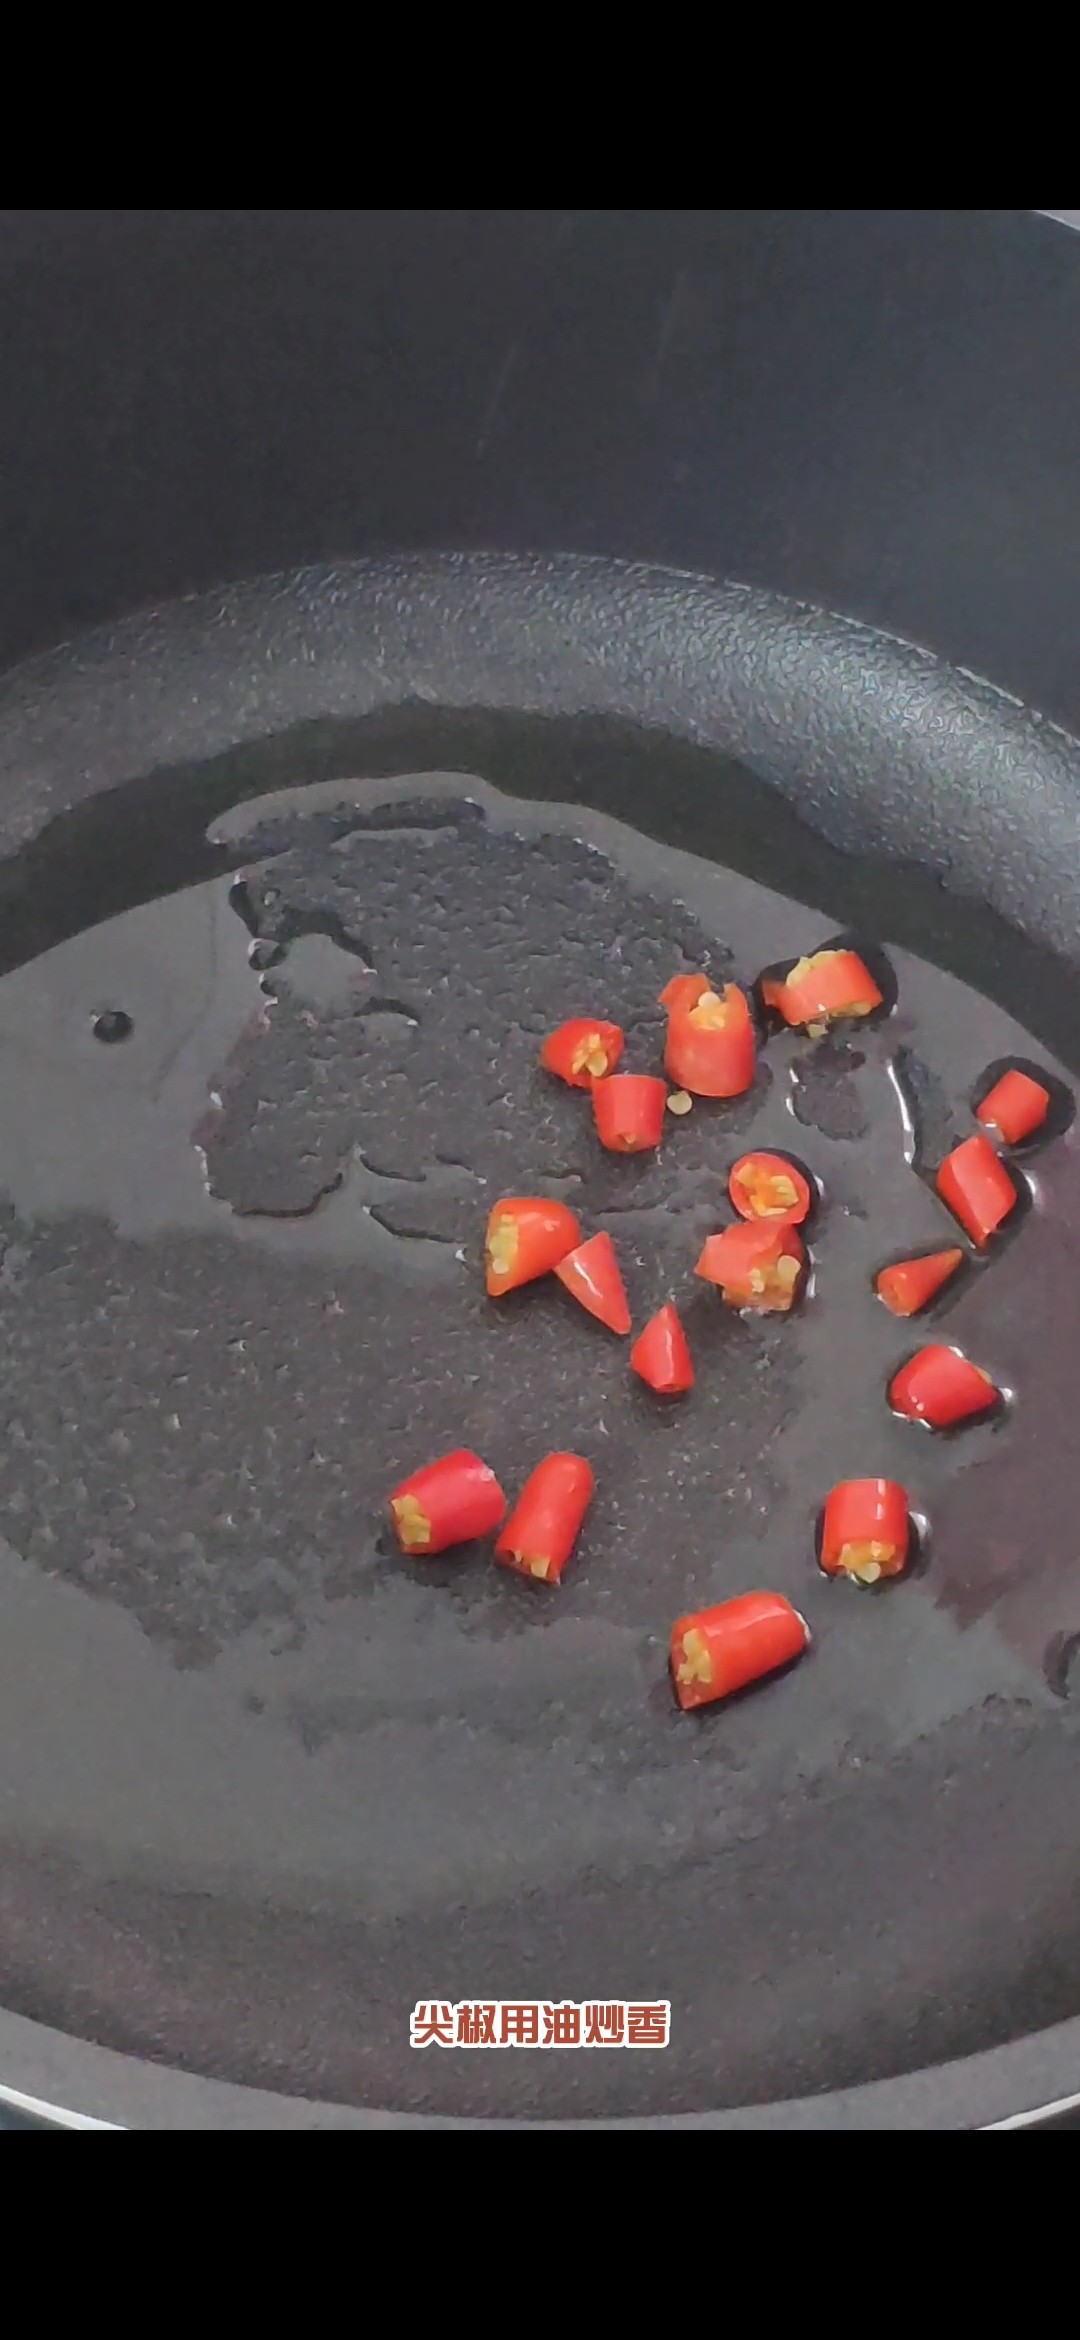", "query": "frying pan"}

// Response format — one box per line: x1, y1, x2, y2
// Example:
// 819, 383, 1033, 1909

3, 210, 1080, 2129
0, 550, 1079, 2130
